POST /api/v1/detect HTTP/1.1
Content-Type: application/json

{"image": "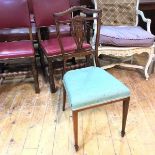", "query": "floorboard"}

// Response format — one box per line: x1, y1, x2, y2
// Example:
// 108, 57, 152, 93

0, 66, 155, 155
